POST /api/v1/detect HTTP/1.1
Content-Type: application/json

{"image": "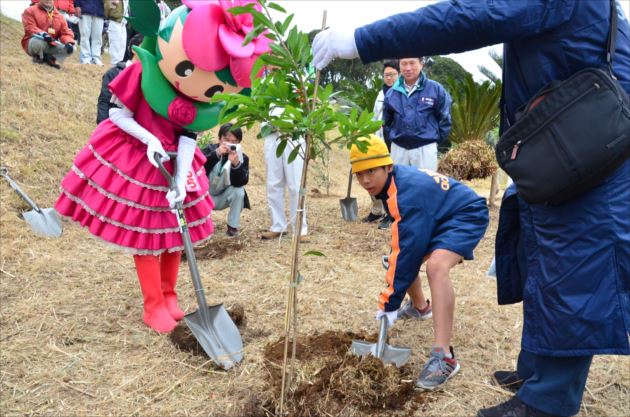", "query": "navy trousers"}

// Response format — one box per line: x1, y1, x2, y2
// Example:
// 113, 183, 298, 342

516, 350, 593, 416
